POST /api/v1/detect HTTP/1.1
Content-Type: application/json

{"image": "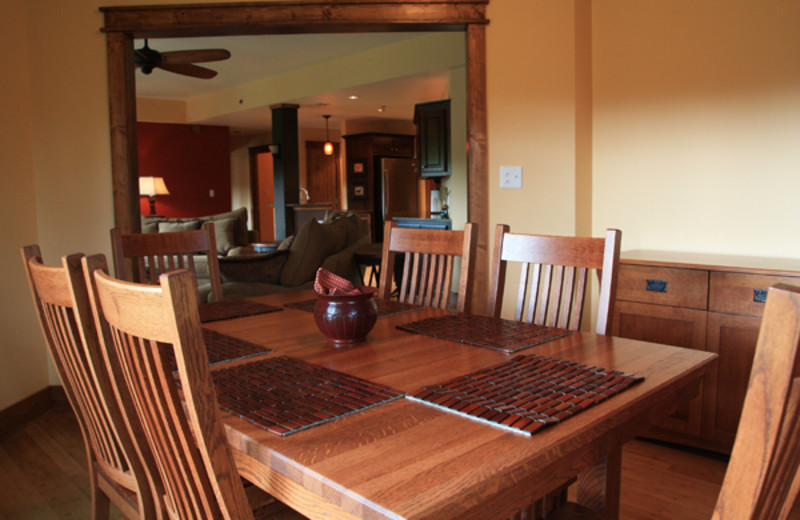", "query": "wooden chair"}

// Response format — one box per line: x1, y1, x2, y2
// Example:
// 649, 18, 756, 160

110, 222, 223, 302
546, 283, 800, 520
83, 254, 302, 520
488, 225, 622, 335
20, 245, 156, 520
378, 221, 477, 313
